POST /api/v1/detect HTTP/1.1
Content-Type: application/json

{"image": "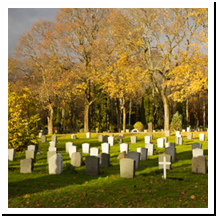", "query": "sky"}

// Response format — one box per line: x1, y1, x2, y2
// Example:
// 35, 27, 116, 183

2, 0, 215, 215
